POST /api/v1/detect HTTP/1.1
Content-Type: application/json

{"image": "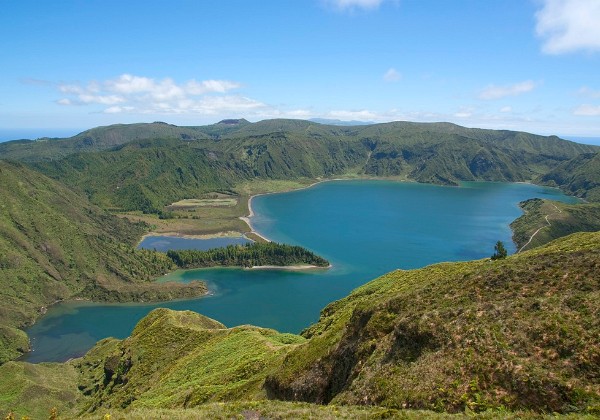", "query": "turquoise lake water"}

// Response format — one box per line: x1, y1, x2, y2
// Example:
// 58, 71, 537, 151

23, 180, 579, 362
